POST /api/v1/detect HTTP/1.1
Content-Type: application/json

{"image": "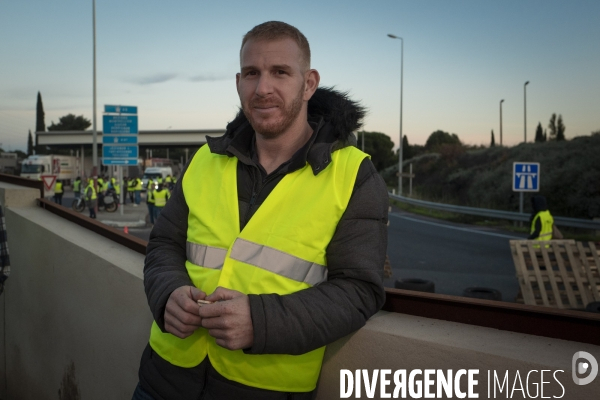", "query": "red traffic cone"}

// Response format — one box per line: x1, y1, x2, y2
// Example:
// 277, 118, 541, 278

124, 226, 129, 234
